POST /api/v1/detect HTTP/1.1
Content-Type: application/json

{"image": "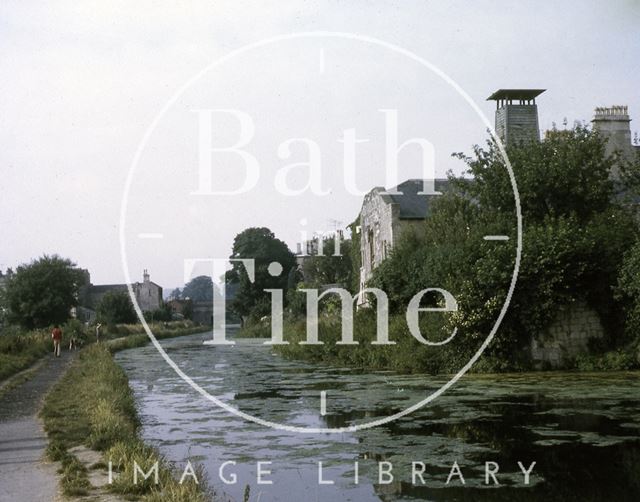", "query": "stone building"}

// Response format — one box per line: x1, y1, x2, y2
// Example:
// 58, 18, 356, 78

133, 270, 163, 312
79, 269, 163, 314
357, 178, 448, 302
592, 105, 640, 180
